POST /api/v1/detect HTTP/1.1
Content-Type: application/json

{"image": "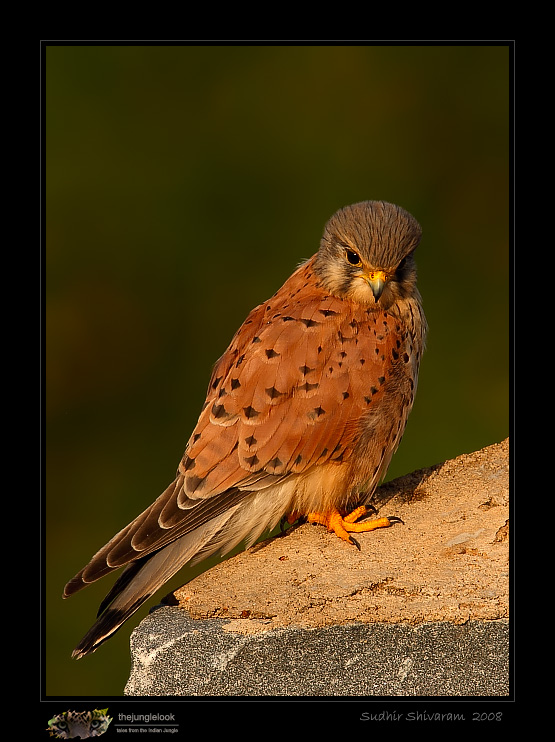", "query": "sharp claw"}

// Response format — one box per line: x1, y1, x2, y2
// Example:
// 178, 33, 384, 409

355, 503, 377, 518
349, 535, 361, 550
387, 516, 404, 525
